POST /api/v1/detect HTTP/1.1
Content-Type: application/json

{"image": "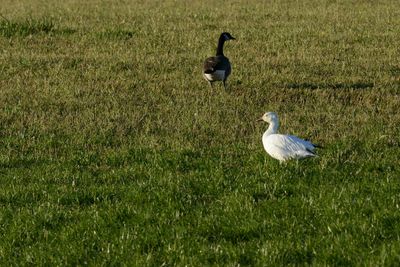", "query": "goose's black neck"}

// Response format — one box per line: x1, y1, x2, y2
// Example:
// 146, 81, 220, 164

216, 35, 226, 56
